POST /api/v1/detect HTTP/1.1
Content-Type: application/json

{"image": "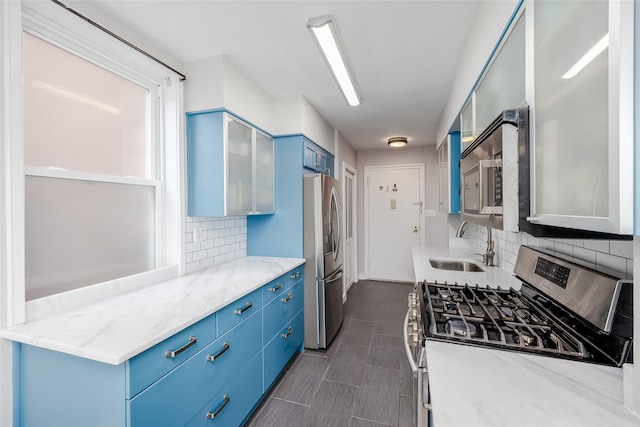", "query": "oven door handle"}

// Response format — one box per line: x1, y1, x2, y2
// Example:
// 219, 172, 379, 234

403, 309, 418, 374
